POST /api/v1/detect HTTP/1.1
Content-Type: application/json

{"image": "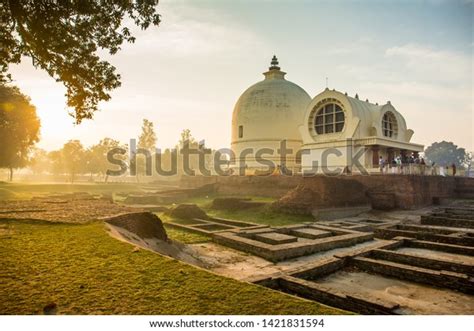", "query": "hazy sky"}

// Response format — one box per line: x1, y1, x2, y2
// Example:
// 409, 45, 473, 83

9, 0, 474, 151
